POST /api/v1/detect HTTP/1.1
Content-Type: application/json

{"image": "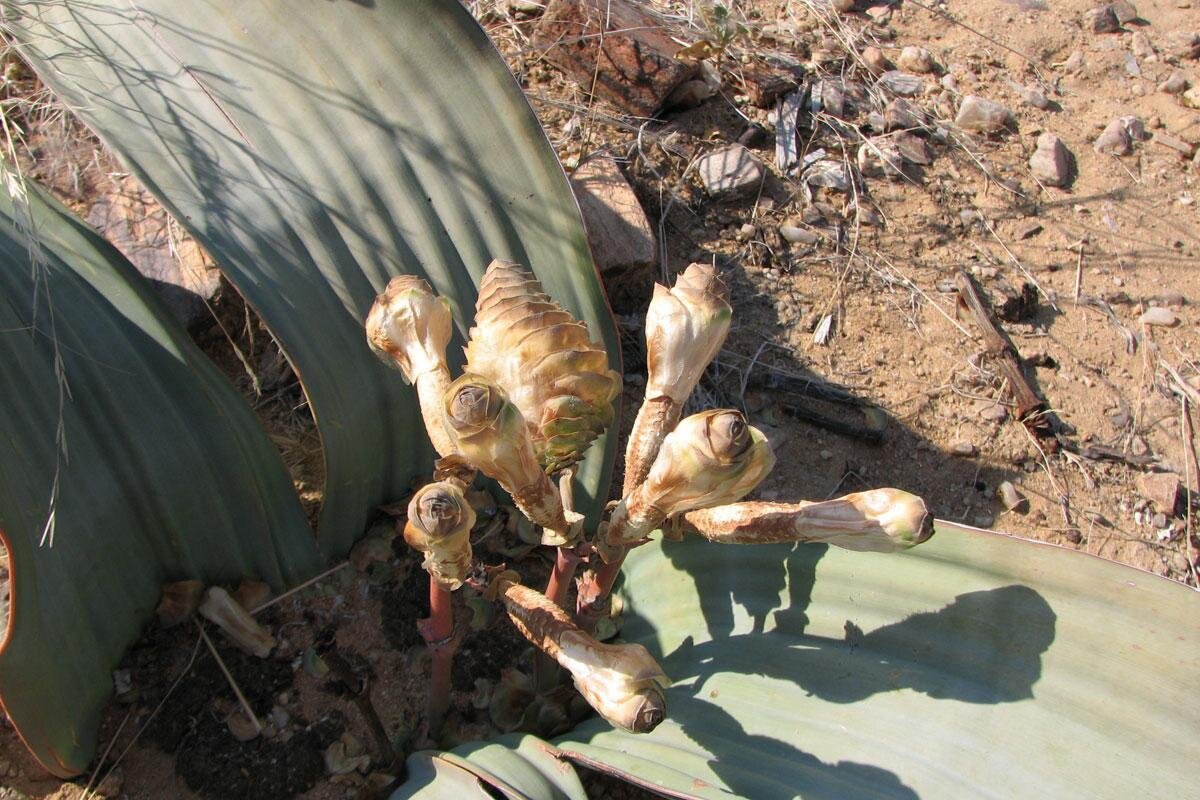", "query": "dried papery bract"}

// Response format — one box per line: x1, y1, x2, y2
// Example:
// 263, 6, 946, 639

403, 481, 477, 589
601, 409, 775, 559
494, 575, 669, 733
198, 586, 276, 658
443, 373, 581, 545
682, 489, 934, 552
465, 259, 619, 474
624, 263, 731, 494
365, 275, 458, 458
